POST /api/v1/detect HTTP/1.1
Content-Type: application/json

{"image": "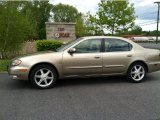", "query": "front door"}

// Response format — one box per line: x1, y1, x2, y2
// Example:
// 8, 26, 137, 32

63, 39, 103, 76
